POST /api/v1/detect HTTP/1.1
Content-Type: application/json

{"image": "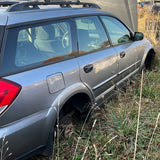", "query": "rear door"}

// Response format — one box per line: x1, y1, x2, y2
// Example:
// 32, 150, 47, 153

75, 16, 118, 104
